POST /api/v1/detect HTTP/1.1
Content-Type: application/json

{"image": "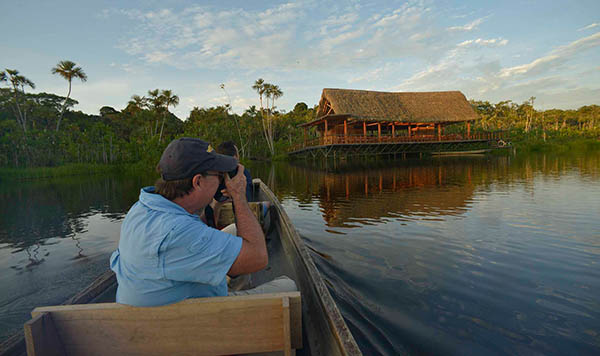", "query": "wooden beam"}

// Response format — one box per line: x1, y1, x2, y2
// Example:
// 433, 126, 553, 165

24, 312, 65, 356
437, 124, 441, 140
344, 119, 347, 137
363, 121, 366, 138
30, 293, 302, 355
282, 297, 292, 356
408, 125, 411, 137
303, 127, 307, 147
467, 122, 471, 138
392, 124, 395, 137
377, 123, 381, 142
